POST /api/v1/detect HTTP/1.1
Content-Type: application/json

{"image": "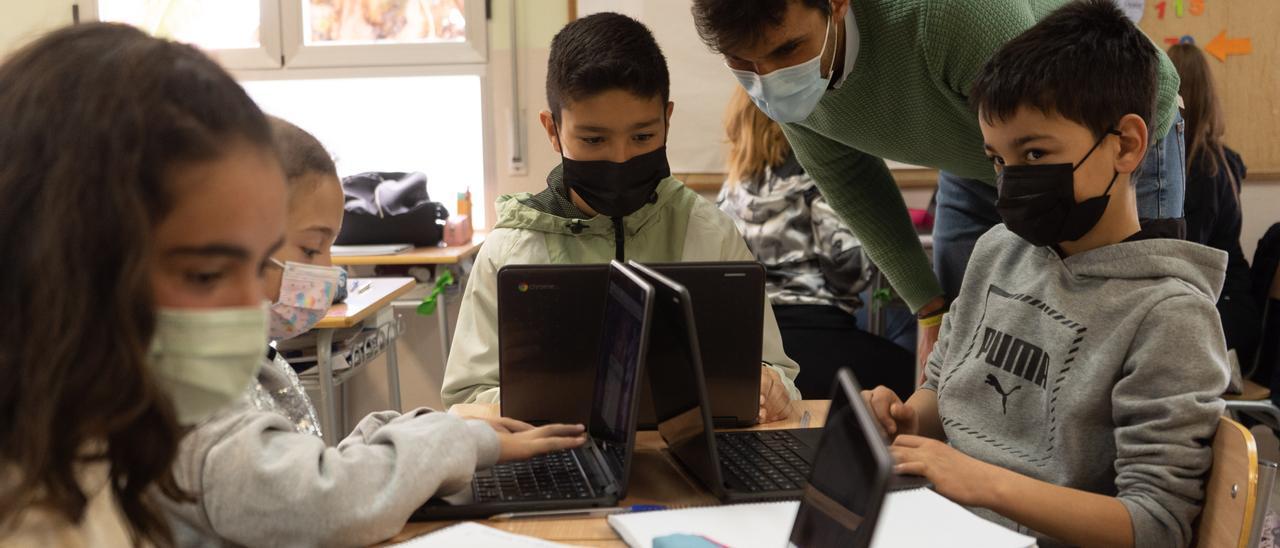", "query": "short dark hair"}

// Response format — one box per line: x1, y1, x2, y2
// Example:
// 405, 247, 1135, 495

692, 0, 831, 54
970, 0, 1160, 140
546, 12, 669, 124
269, 115, 337, 190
